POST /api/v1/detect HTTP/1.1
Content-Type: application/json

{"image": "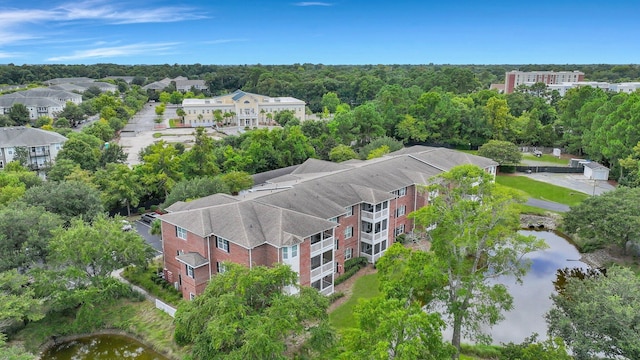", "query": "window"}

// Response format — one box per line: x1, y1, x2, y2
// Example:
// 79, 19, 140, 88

361, 242, 372, 255
176, 226, 187, 240
335, 239, 339, 250
186, 264, 194, 278
362, 203, 374, 212
329, 217, 338, 223
216, 262, 227, 274
0, 161, 3, 169
374, 243, 380, 254
344, 226, 353, 239
381, 240, 387, 251
291, 244, 298, 257
189, 293, 195, 300
394, 187, 407, 197
344, 248, 352, 260
345, 206, 353, 217
217, 237, 230, 252
311, 255, 321, 270
395, 224, 405, 237
395, 205, 406, 217
283, 246, 288, 260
